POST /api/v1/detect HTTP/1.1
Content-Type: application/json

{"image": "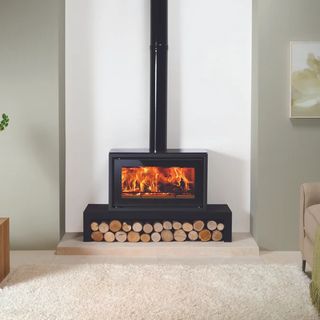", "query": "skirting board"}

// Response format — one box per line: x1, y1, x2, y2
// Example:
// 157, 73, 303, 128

56, 233, 259, 257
